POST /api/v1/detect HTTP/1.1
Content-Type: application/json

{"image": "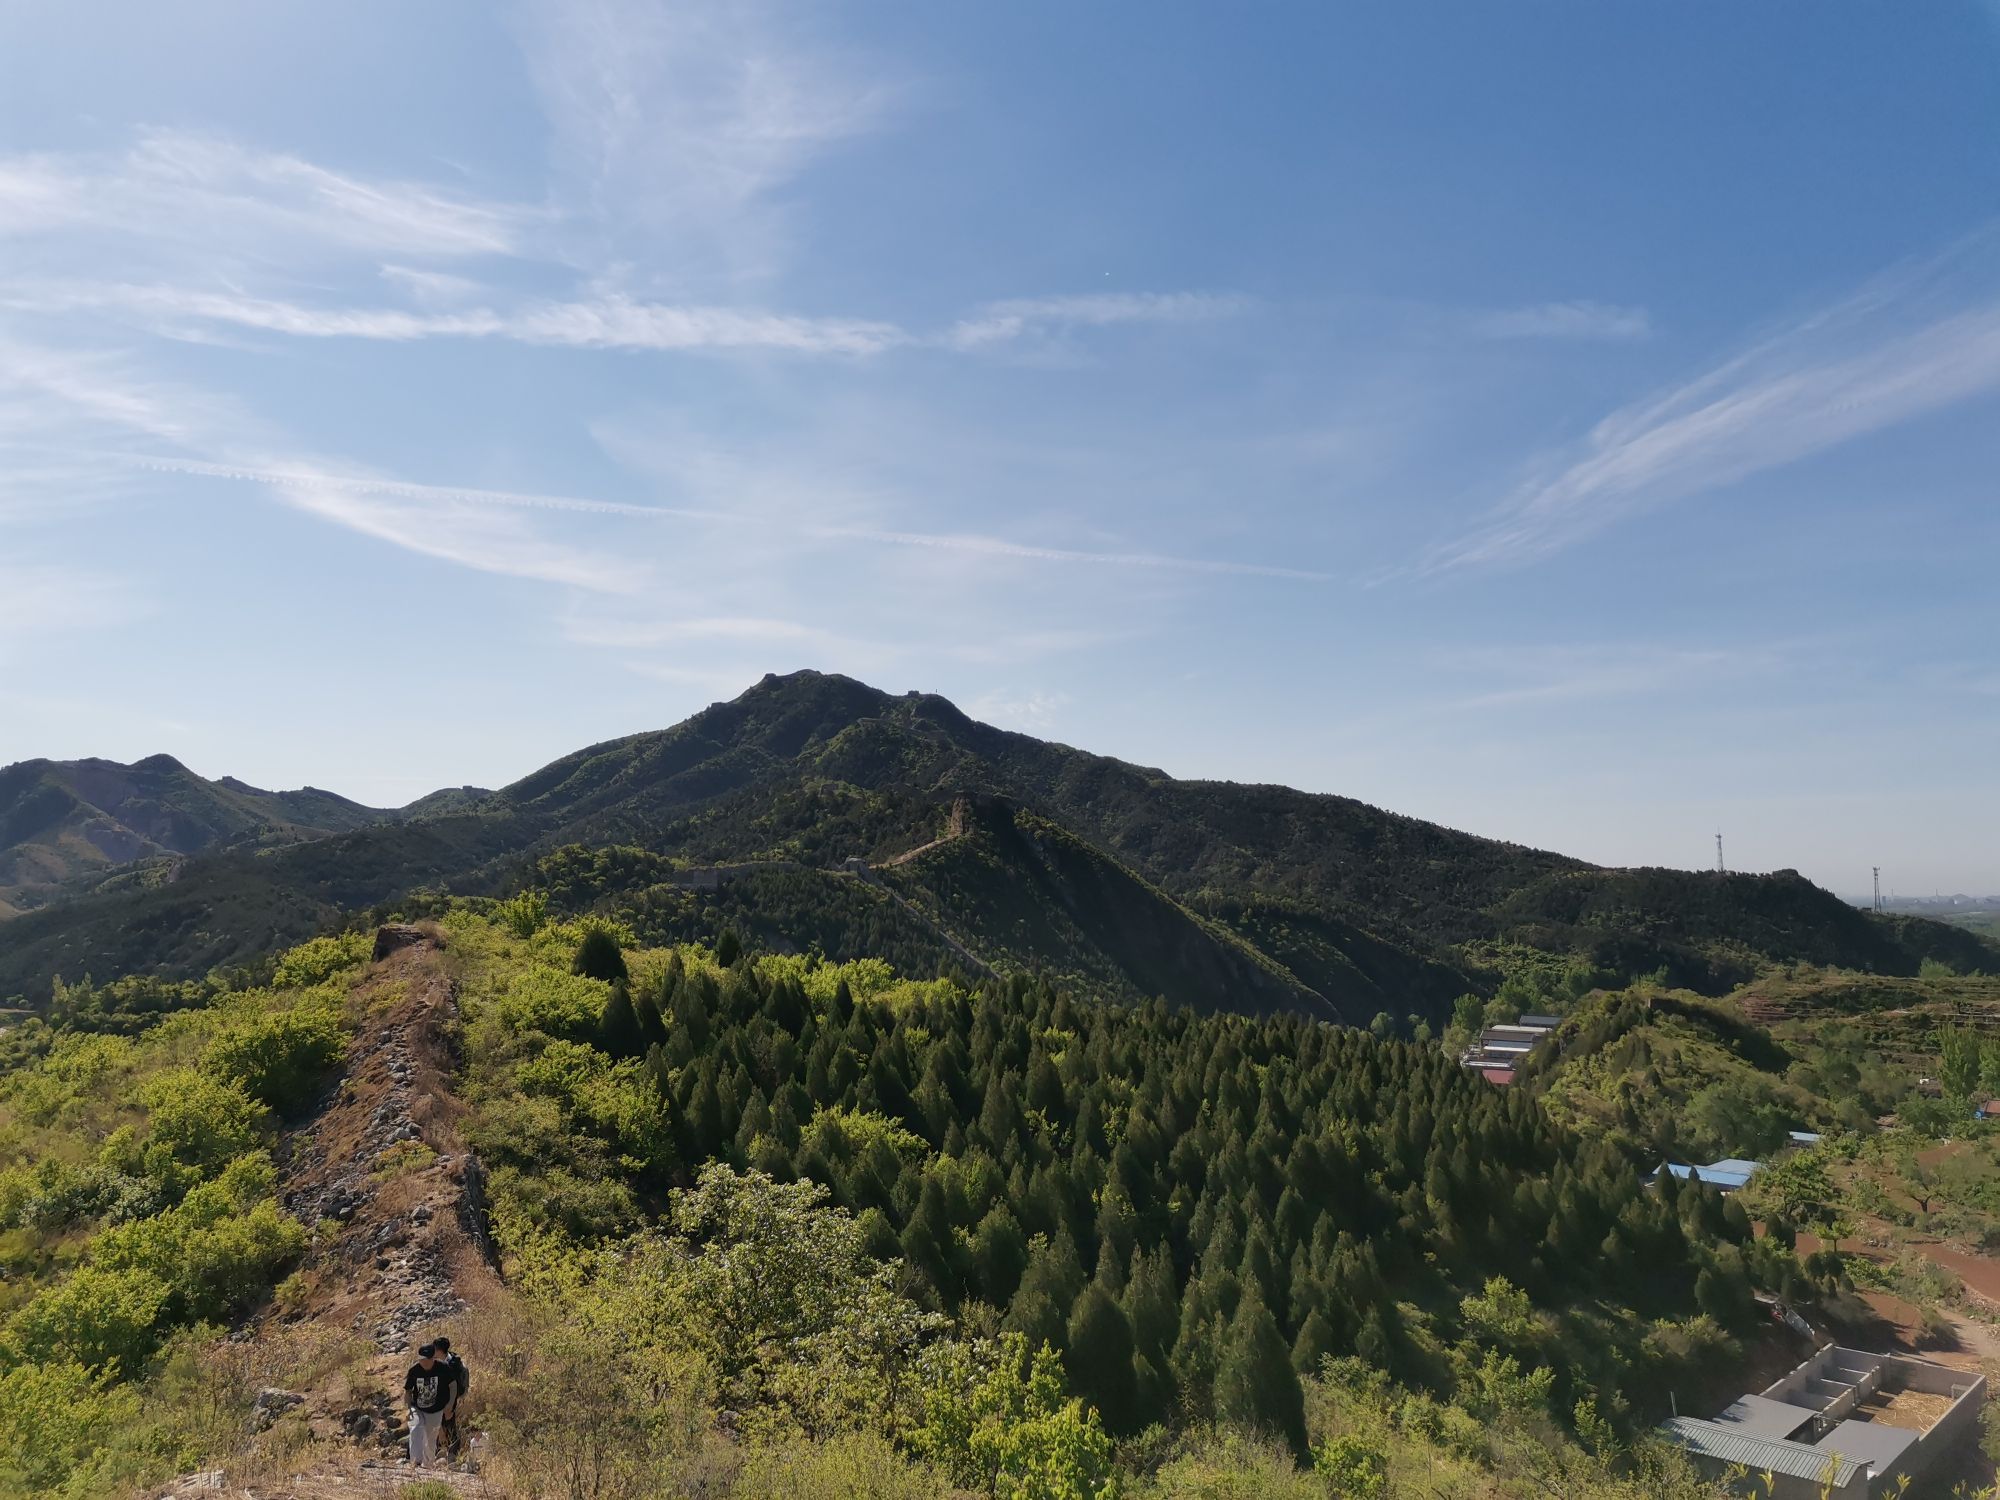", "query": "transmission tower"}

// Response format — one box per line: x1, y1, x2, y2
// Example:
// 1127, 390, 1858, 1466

1715, 832, 1725, 874
1873, 867, 1882, 912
